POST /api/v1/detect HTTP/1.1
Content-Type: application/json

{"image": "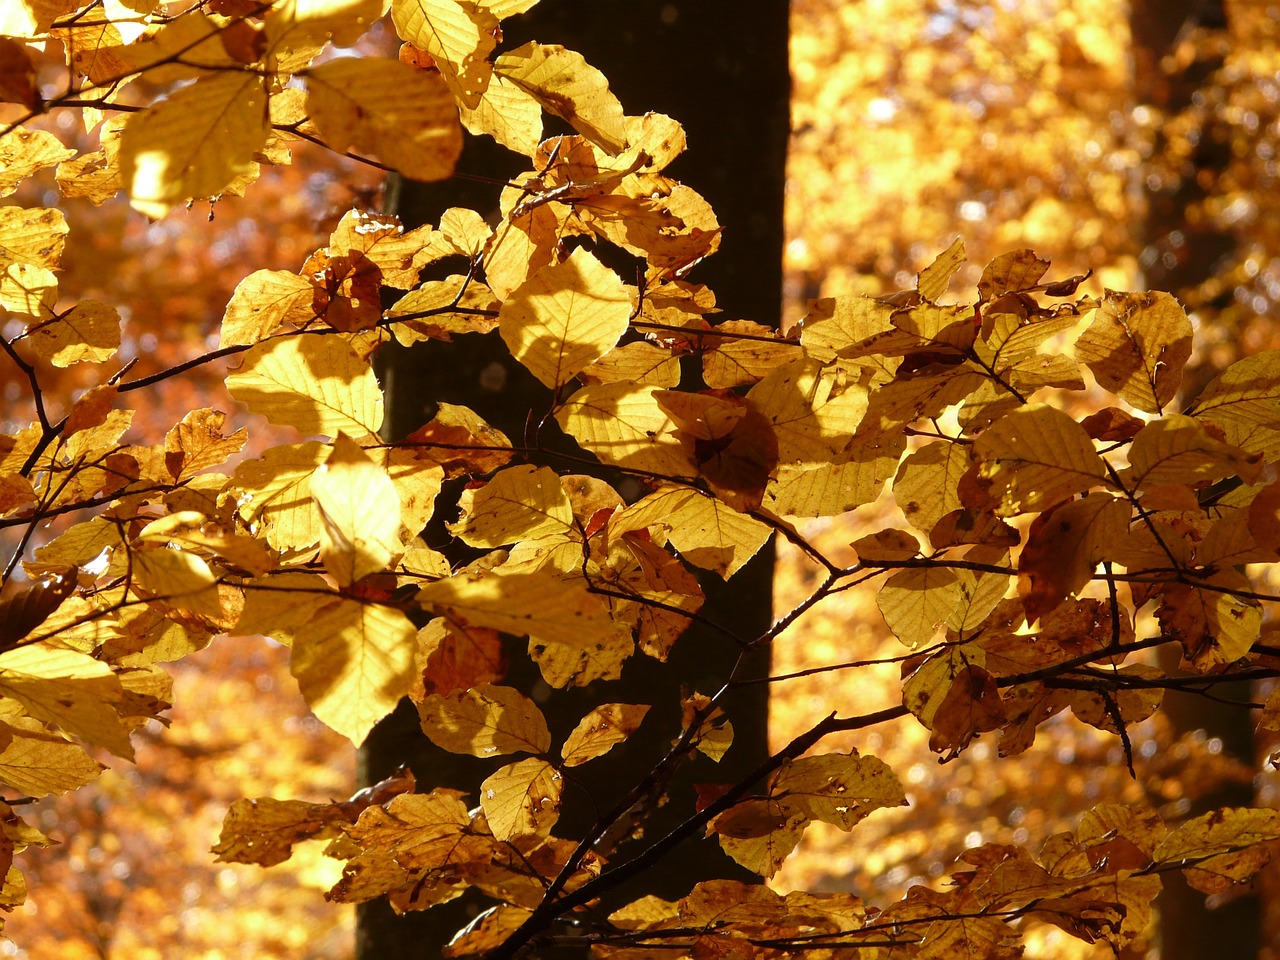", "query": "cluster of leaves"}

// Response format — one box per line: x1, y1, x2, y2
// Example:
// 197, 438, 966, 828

3, 0, 1280, 956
